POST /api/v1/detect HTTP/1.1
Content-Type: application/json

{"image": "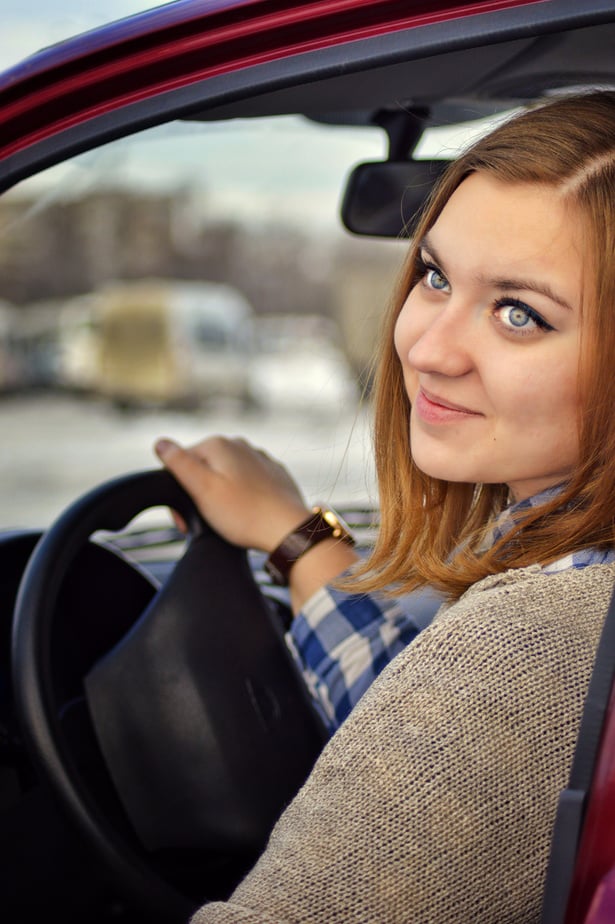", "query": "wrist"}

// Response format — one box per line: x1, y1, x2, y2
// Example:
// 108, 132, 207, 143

264, 505, 312, 553
288, 538, 360, 614
264, 505, 356, 586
